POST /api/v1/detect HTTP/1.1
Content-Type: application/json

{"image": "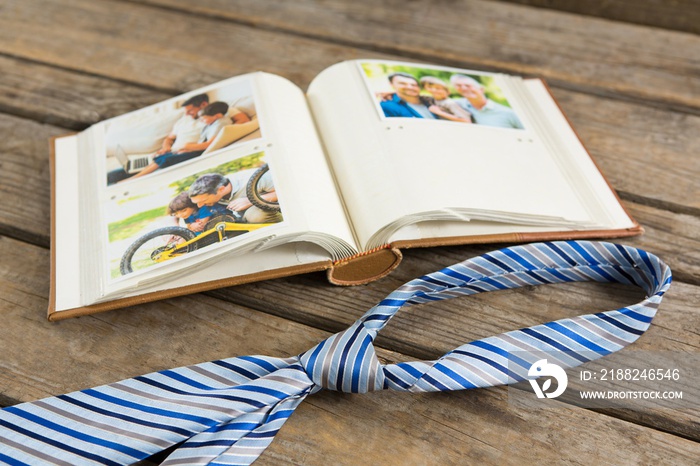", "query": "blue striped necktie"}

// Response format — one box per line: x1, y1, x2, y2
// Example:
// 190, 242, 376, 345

0, 241, 672, 465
